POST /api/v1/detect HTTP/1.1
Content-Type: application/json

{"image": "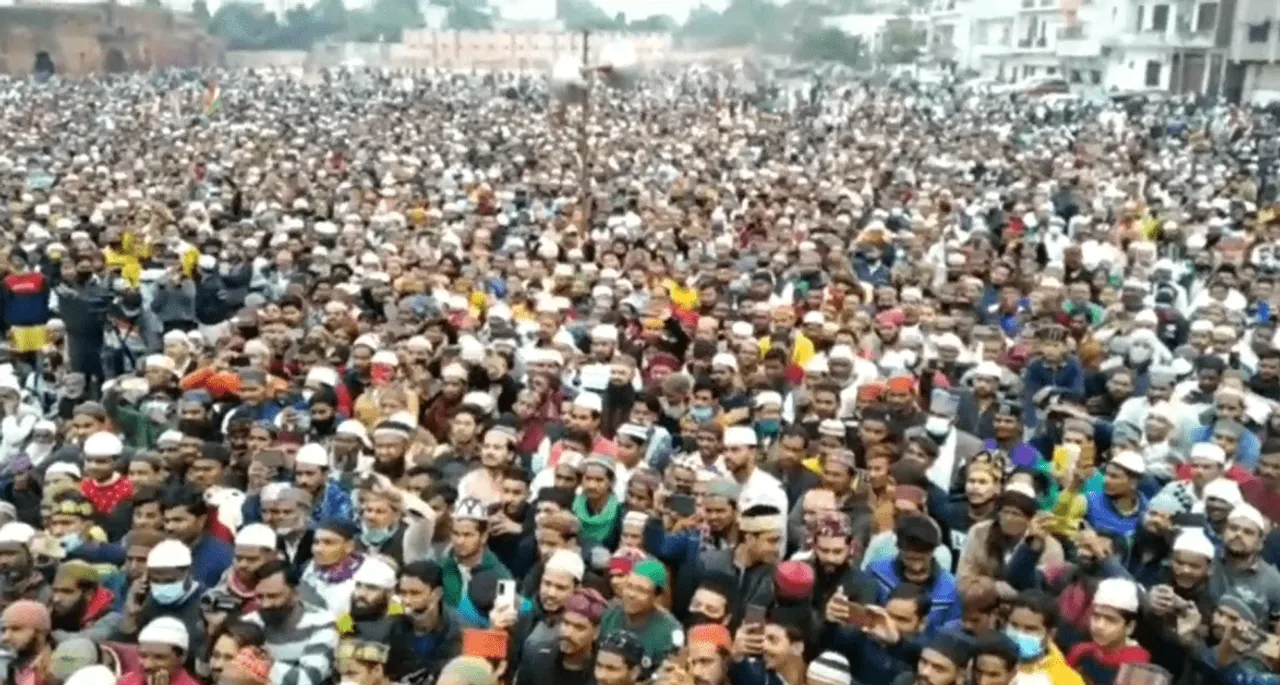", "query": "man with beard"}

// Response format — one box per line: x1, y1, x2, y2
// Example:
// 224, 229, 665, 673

867, 515, 959, 634
370, 417, 415, 484
687, 572, 736, 627
116, 539, 207, 659
1138, 529, 1216, 676
244, 560, 338, 685
260, 485, 314, 578
504, 549, 583, 666
682, 624, 731, 685
941, 457, 1001, 557
513, 588, 607, 685
394, 560, 462, 681
341, 556, 399, 639
720, 427, 788, 554
0, 600, 53, 685
216, 523, 278, 612
1209, 503, 1280, 622
1125, 494, 1184, 586
488, 466, 533, 574
0, 522, 50, 605
697, 504, 782, 625
49, 560, 120, 642
890, 631, 973, 685
292, 444, 354, 525
459, 428, 518, 508
160, 485, 233, 588
805, 511, 857, 612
